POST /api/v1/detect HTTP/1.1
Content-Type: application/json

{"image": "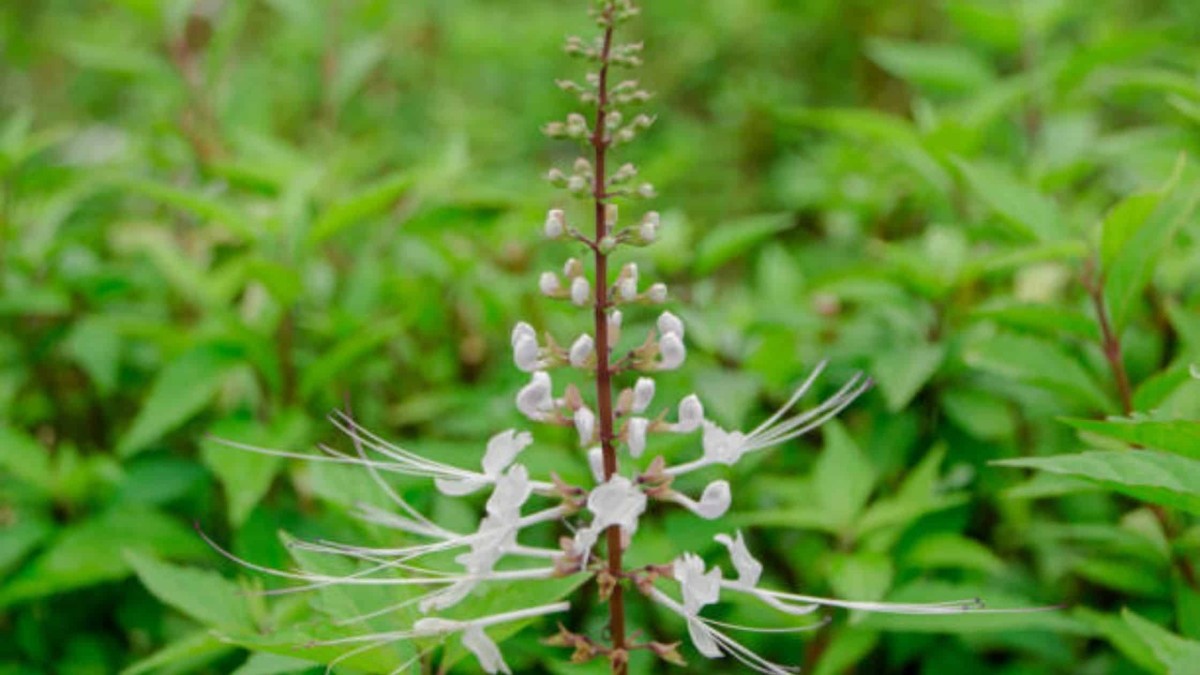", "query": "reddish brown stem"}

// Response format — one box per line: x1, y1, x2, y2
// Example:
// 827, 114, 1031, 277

589, 9, 627, 674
